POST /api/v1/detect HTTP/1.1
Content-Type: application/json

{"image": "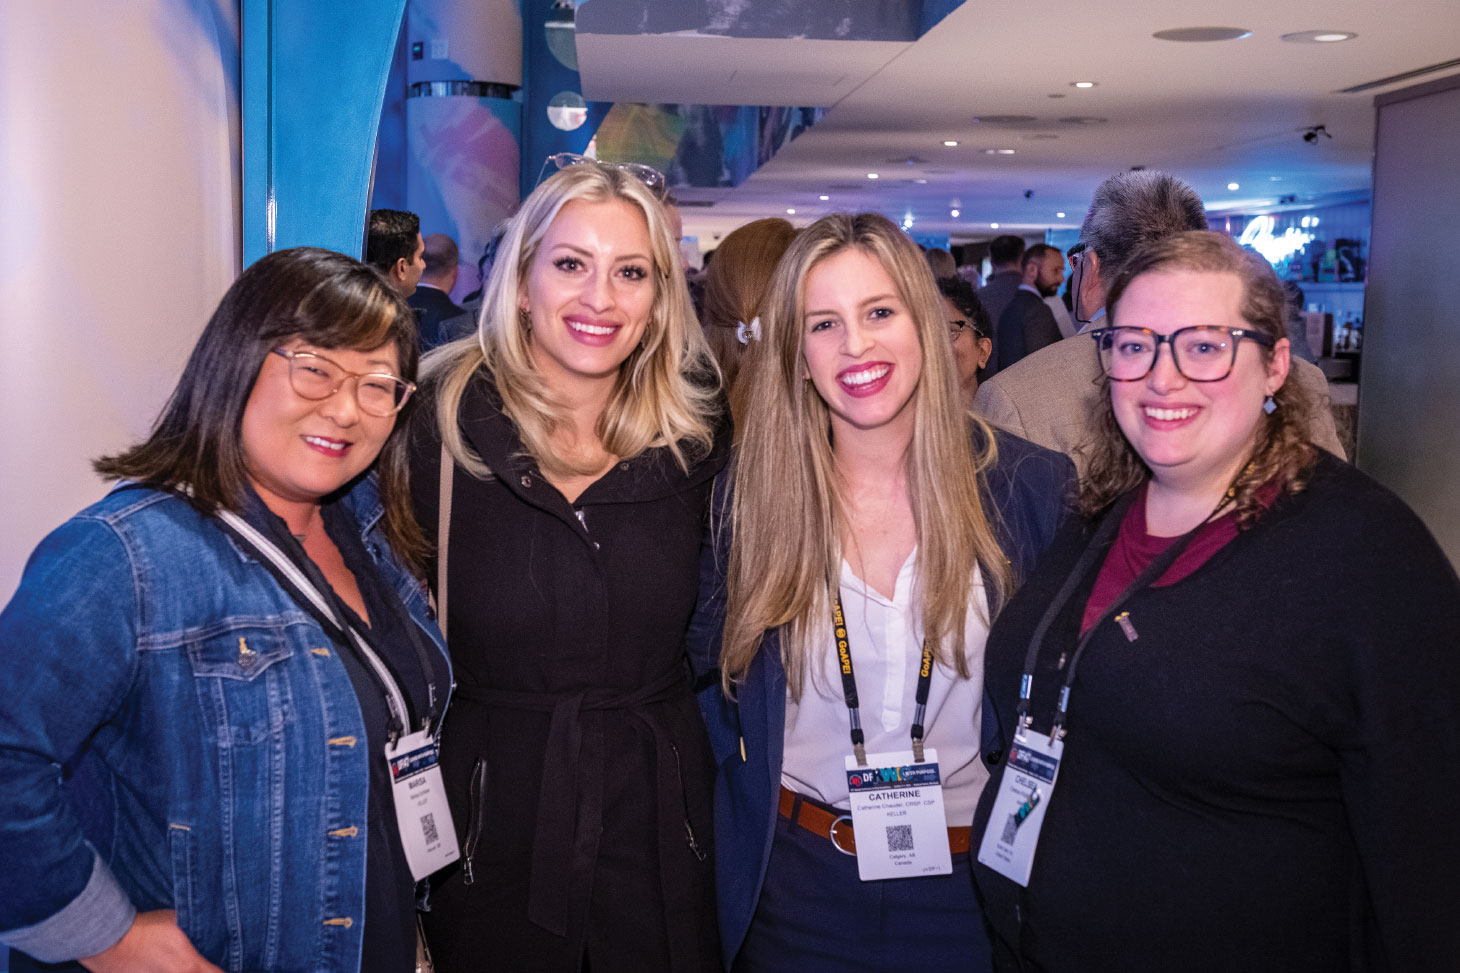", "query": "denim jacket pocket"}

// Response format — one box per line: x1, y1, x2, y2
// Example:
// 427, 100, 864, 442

185, 622, 296, 746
